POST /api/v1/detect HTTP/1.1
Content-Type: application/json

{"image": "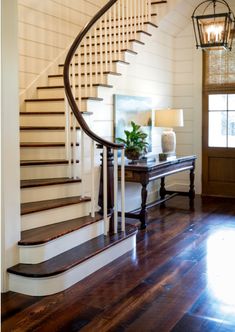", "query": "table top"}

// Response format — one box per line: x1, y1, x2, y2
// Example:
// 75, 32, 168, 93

120, 155, 197, 171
